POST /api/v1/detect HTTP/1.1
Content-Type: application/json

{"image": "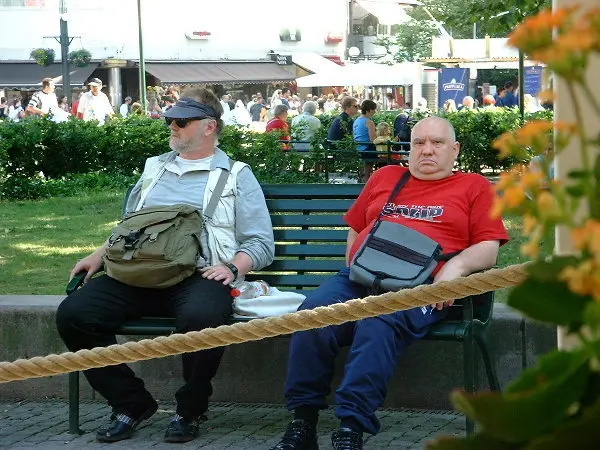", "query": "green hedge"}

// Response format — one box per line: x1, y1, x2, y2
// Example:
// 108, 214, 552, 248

0, 109, 552, 200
